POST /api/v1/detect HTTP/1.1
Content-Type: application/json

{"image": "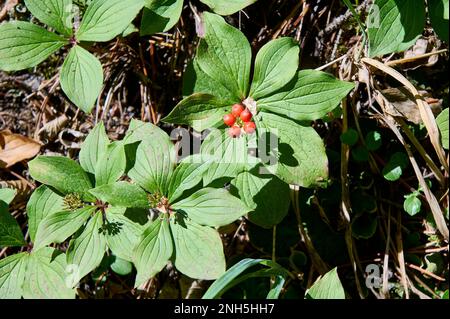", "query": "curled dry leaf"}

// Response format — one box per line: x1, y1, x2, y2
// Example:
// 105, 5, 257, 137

0, 130, 42, 168
37, 115, 68, 142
